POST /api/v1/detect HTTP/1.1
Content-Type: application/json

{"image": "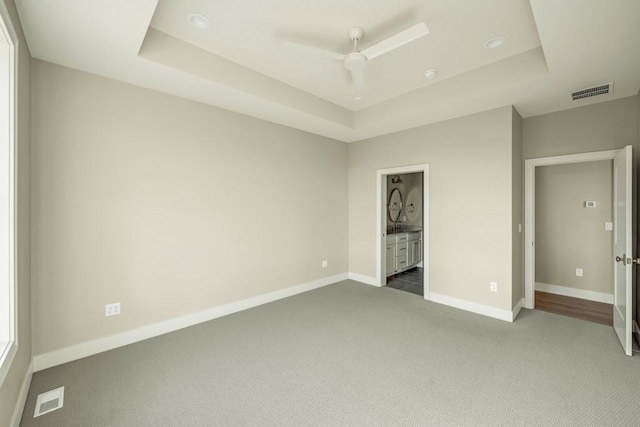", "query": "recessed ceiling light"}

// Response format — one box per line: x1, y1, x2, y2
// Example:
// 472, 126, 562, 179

484, 36, 505, 49
424, 69, 437, 80
188, 13, 210, 29
354, 96, 363, 101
